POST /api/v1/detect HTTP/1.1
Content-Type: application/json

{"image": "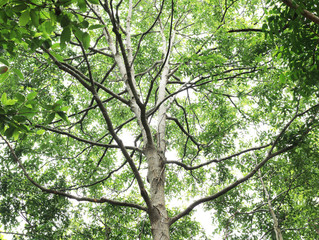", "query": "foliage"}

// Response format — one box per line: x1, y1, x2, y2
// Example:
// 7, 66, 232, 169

0, 0, 318, 239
